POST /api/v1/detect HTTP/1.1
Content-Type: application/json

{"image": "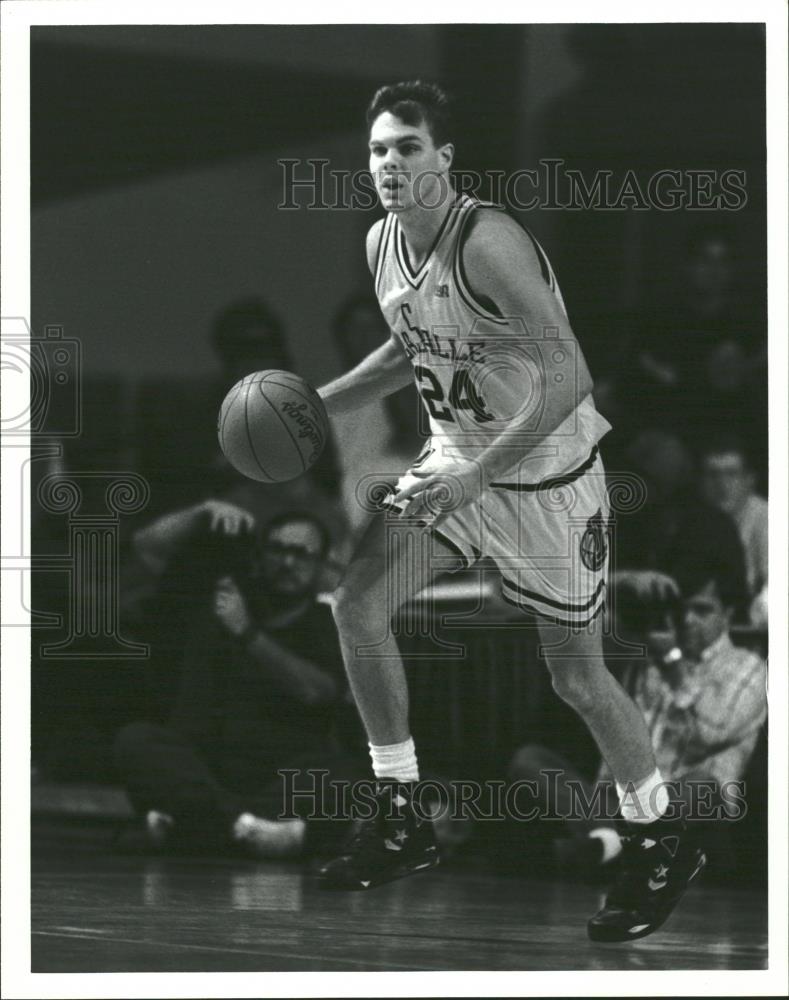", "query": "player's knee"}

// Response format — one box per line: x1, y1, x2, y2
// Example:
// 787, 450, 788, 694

332, 580, 386, 634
